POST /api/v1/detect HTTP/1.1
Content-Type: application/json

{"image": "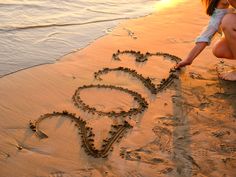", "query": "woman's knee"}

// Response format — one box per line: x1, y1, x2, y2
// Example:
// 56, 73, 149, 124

212, 39, 233, 58
212, 44, 223, 58
212, 47, 232, 58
